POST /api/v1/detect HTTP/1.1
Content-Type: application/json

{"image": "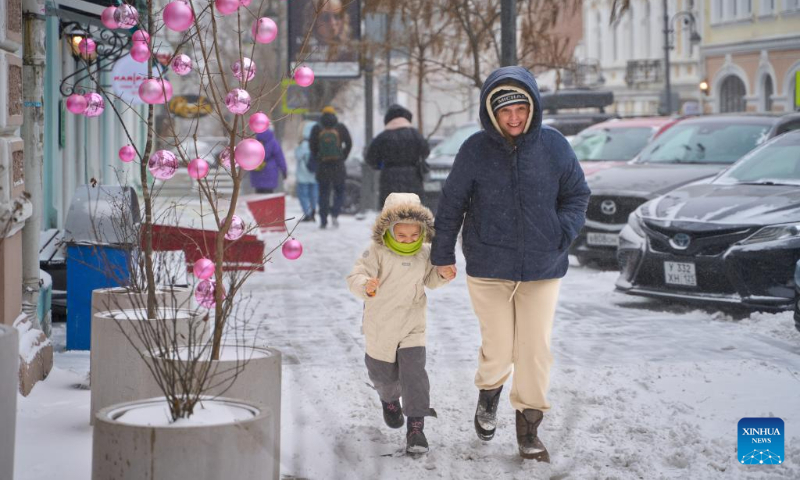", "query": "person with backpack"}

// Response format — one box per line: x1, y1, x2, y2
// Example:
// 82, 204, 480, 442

294, 122, 319, 222
250, 128, 287, 194
366, 104, 430, 209
309, 106, 352, 229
